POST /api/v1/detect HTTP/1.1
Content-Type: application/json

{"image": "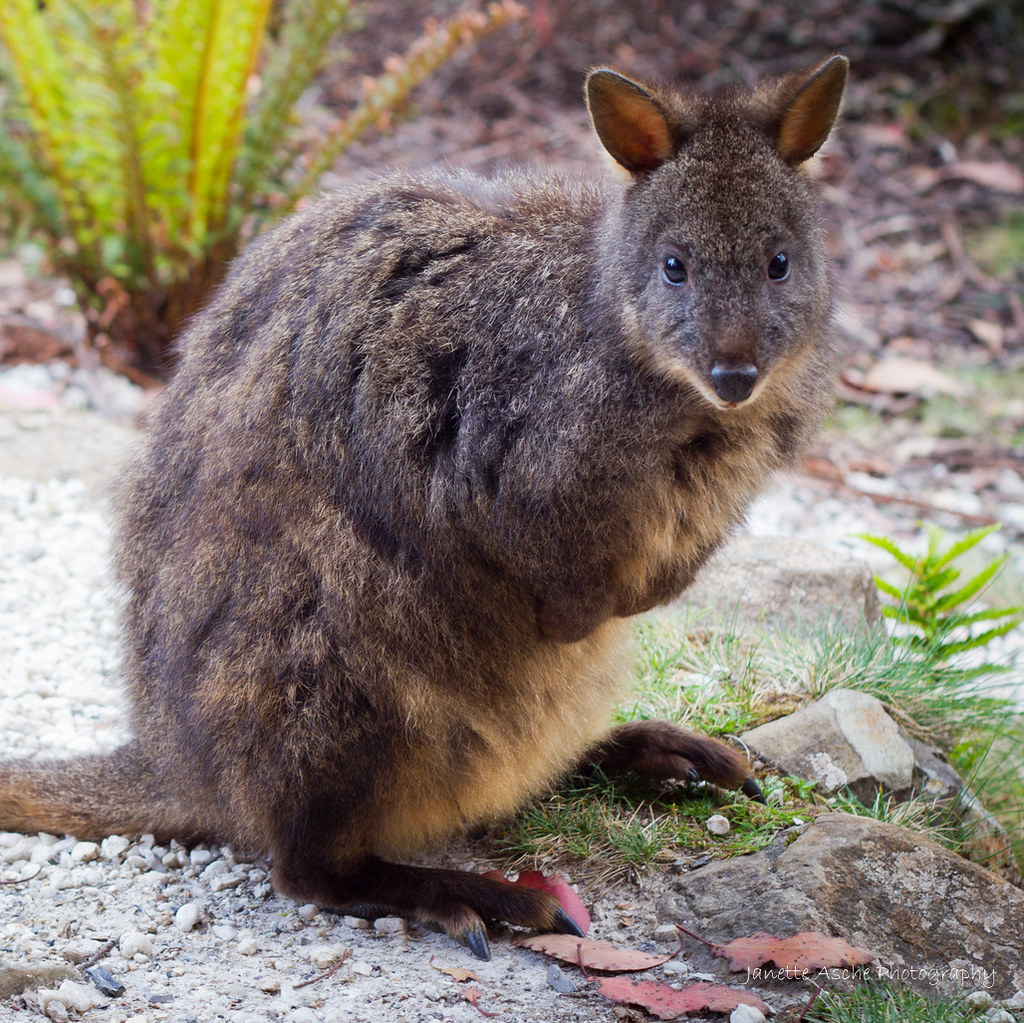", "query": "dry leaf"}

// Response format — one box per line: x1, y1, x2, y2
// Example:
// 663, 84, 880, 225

429, 956, 480, 983
515, 933, 675, 972
594, 977, 769, 1019
946, 160, 1024, 195
483, 869, 591, 935
713, 930, 875, 974
859, 356, 967, 398
969, 320, 1005, 352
